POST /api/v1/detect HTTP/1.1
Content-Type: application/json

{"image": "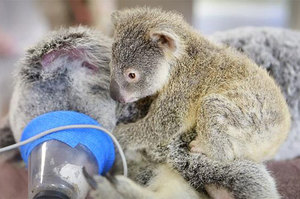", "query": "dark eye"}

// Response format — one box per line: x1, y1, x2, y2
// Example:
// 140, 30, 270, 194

128, 73, 136, 79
